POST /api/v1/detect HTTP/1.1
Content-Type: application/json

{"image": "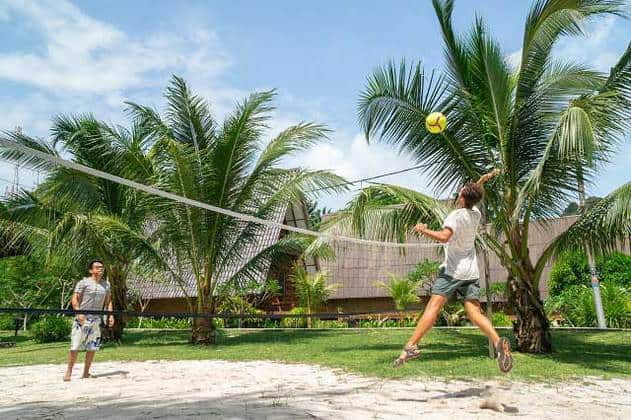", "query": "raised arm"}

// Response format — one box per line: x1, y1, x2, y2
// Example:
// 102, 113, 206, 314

476, 168, 501, 187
